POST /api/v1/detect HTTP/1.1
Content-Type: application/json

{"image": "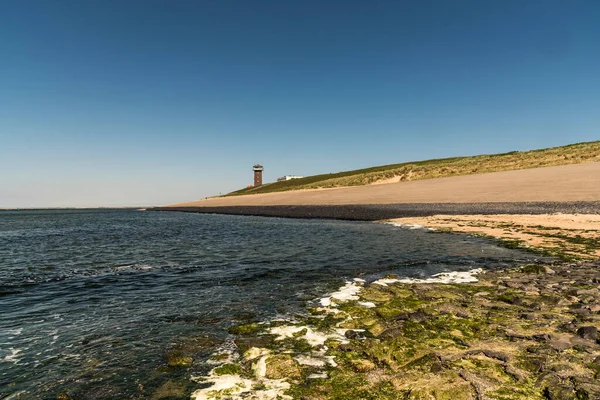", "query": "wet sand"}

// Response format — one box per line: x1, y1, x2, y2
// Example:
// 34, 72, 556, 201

387, 213, 600, 259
